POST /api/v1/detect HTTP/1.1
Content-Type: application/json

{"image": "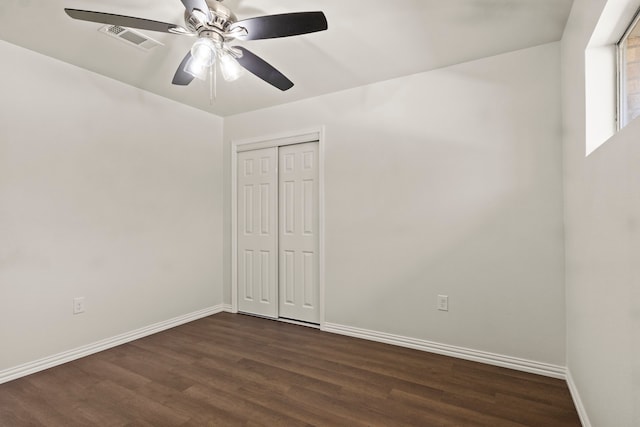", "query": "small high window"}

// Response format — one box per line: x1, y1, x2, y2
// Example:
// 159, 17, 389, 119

618, 10, 640, 129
